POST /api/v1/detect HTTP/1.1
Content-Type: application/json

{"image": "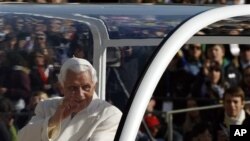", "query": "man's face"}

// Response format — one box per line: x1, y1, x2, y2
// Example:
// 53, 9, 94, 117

50, 19, 62, 33
224, 95, 244, 118
208, 67, 221, 84
35, 53, 45, 66
207, 45, 225, 63
189, 44, 202, 60
240, 49, 250, 62
63, 70, 96, 109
